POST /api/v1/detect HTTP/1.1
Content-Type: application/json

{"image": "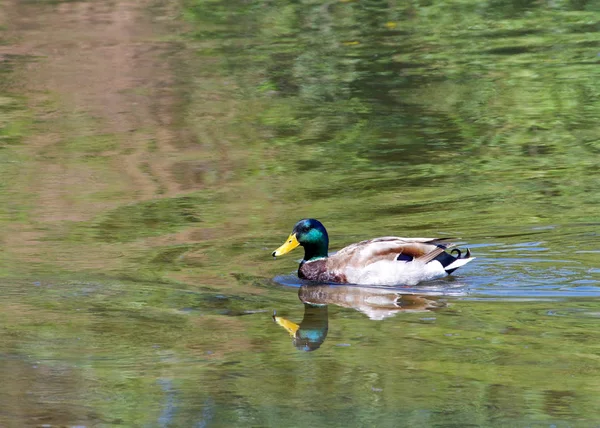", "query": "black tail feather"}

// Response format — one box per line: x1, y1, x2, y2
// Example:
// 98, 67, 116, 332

436, 247, 471, 274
